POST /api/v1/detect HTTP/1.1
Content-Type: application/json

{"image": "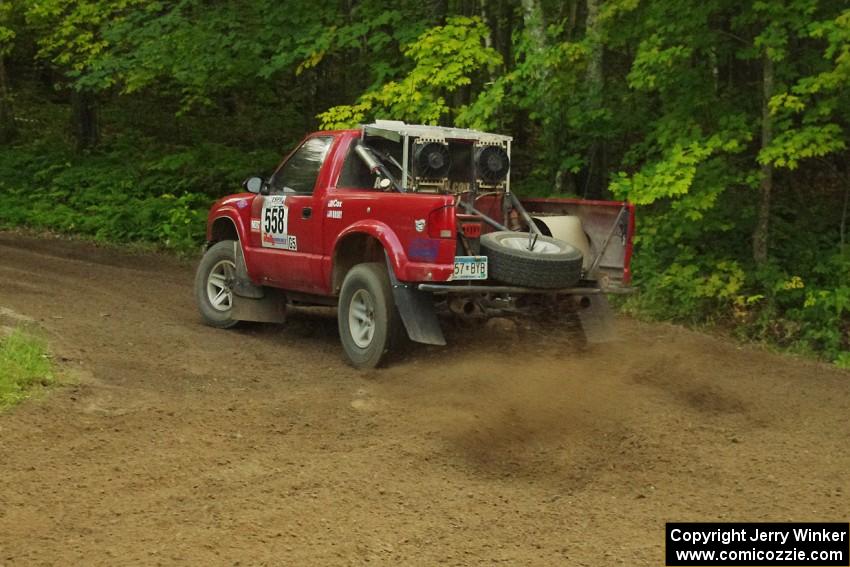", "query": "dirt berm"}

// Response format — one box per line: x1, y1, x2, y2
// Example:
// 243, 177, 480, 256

0, 233, 847, 565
